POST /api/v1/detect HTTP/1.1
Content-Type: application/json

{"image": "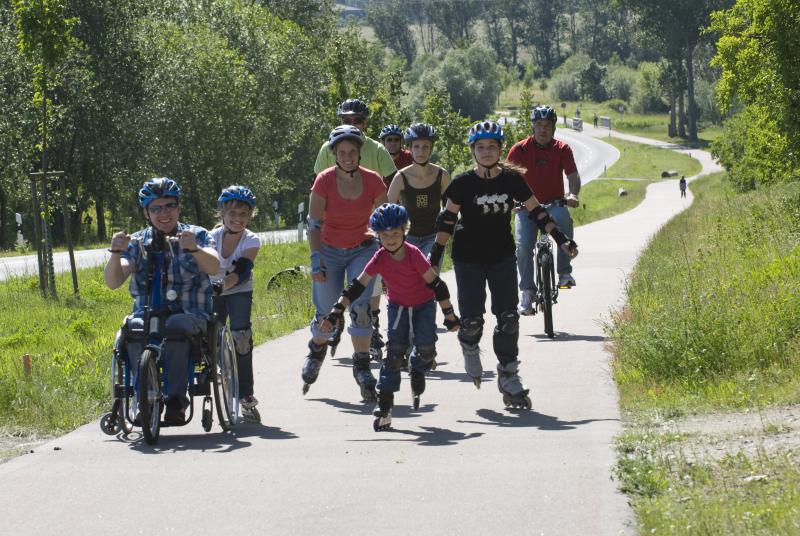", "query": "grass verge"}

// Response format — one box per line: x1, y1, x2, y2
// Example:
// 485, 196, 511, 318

600, 137, 702, 181
609, 172, 800, 533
